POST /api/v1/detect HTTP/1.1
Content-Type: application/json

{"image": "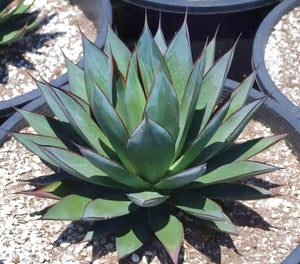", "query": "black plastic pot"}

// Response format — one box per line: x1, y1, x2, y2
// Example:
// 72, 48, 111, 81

253, 0, 300, 118
121, 0, 282, 14
281, 244, 300, 264
0, 0, 112, 145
